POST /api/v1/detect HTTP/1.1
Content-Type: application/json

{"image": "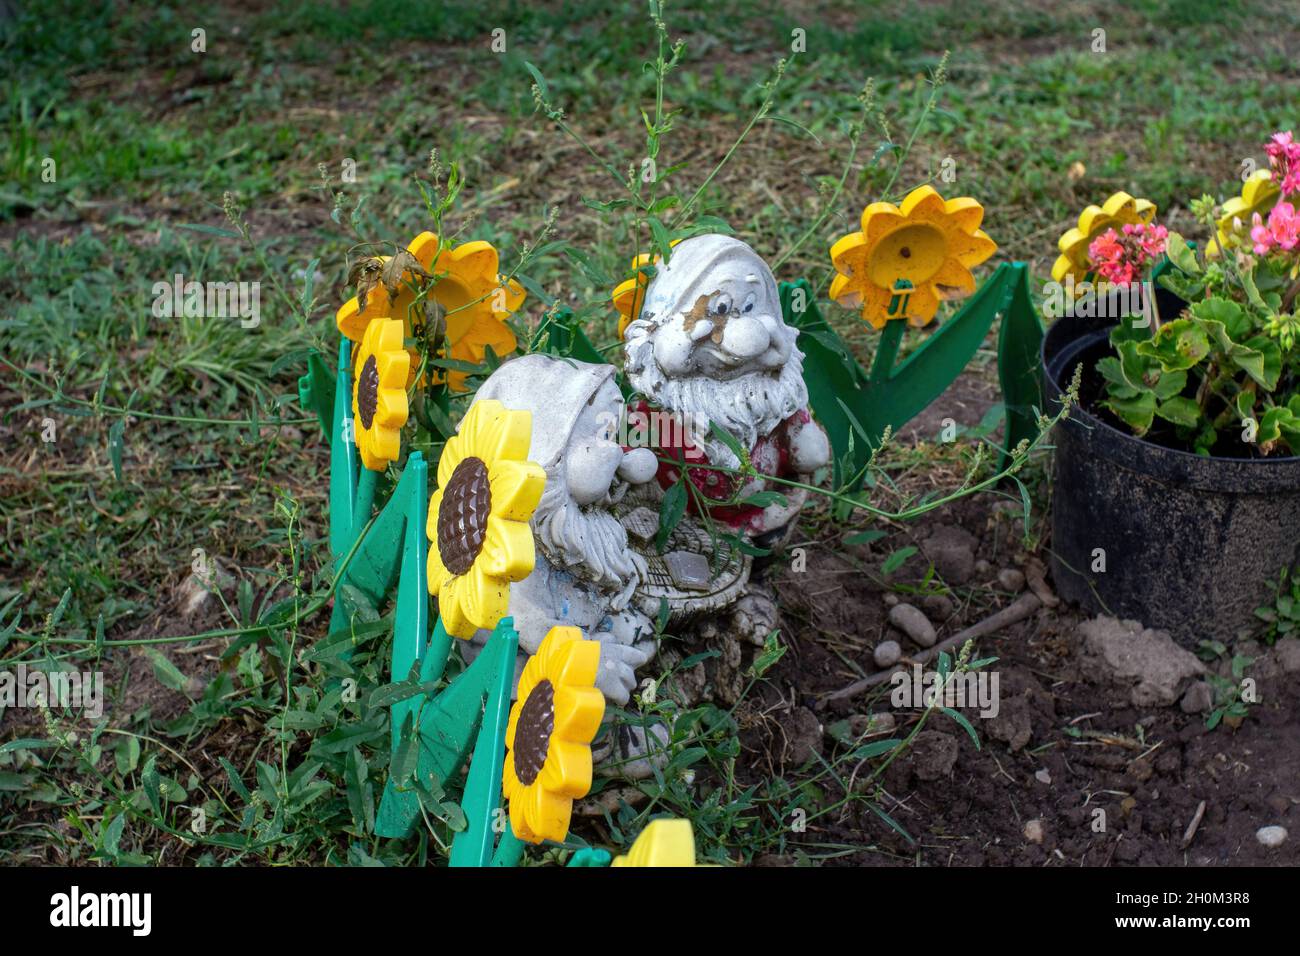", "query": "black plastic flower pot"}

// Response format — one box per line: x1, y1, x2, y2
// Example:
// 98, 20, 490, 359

1041, 291, 1300, 646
